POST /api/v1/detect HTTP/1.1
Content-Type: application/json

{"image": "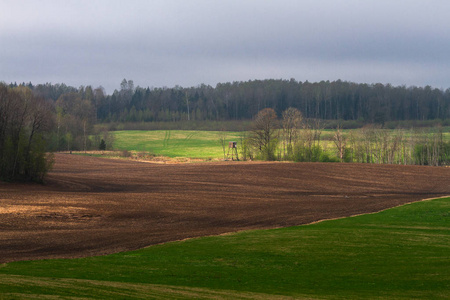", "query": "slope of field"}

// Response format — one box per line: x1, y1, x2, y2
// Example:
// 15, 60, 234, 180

0, 154, 449, 263
1, 197, 449, 299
